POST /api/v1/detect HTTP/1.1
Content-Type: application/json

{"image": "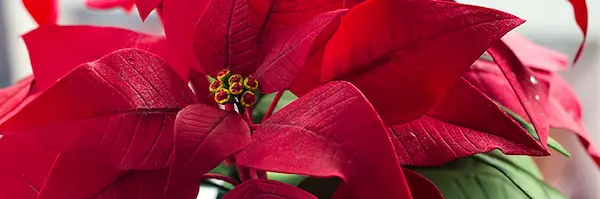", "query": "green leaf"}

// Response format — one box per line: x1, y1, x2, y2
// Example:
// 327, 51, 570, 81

500, 105, 570, 157
267, 172, 306, 186
411, 152, 567, 199
253, 90, 297, 122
